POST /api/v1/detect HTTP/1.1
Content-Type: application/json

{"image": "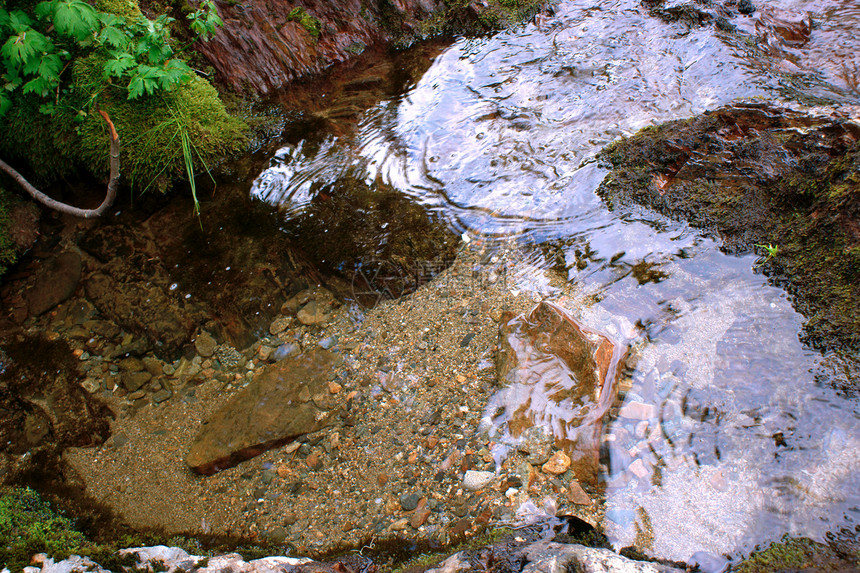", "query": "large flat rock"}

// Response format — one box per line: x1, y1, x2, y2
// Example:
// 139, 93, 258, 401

496, 302, 624, 485
186, 349, 342, 475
